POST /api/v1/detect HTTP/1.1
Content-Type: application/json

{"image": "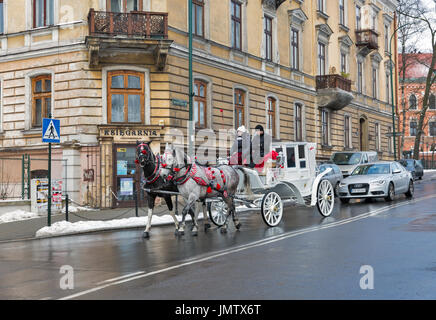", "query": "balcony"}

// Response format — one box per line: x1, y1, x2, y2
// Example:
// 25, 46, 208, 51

86, 9, 172, 69
316, 74, 354, 111
355, 29, 379, 57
